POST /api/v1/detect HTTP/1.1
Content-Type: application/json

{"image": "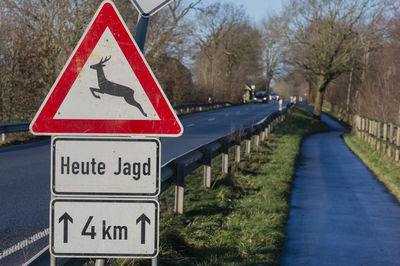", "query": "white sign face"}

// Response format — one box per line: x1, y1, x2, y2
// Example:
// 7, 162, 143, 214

50, 198, 159, 258
54, 27, 160, 121
130, 0, 173, 16
51, 137, 160, 197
